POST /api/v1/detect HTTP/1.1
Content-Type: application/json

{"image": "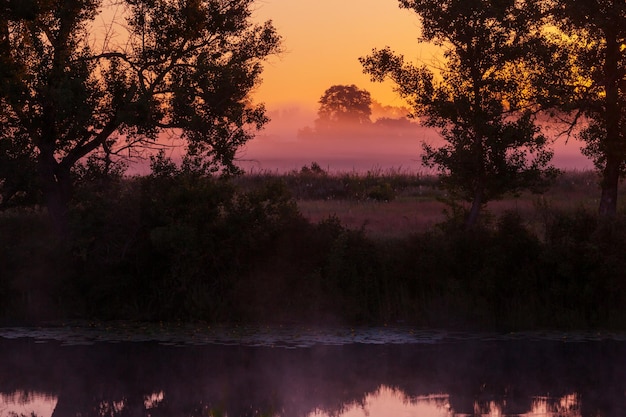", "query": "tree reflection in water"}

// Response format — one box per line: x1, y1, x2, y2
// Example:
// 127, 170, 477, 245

309, 388, 583, 417
309, 387, 454, 417
0, 391, 58, 416
0, 388, 587, 417
0, 336, 624, 417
